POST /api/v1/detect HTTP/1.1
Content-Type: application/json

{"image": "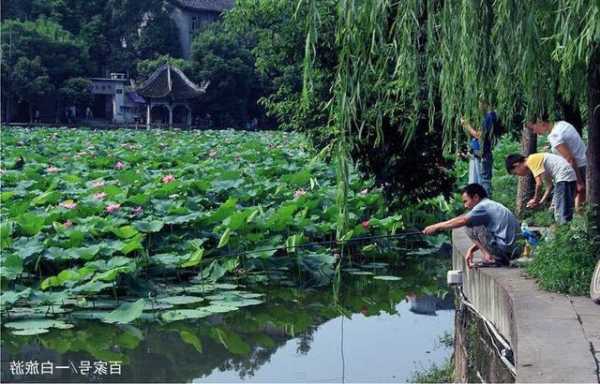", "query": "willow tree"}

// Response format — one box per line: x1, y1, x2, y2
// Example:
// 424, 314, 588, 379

299, 0, 600, 238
